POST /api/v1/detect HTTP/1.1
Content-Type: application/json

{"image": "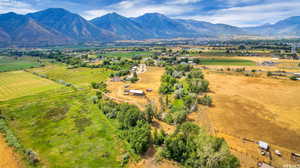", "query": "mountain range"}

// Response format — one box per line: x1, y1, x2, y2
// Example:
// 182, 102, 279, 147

0, 8, 300, 47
